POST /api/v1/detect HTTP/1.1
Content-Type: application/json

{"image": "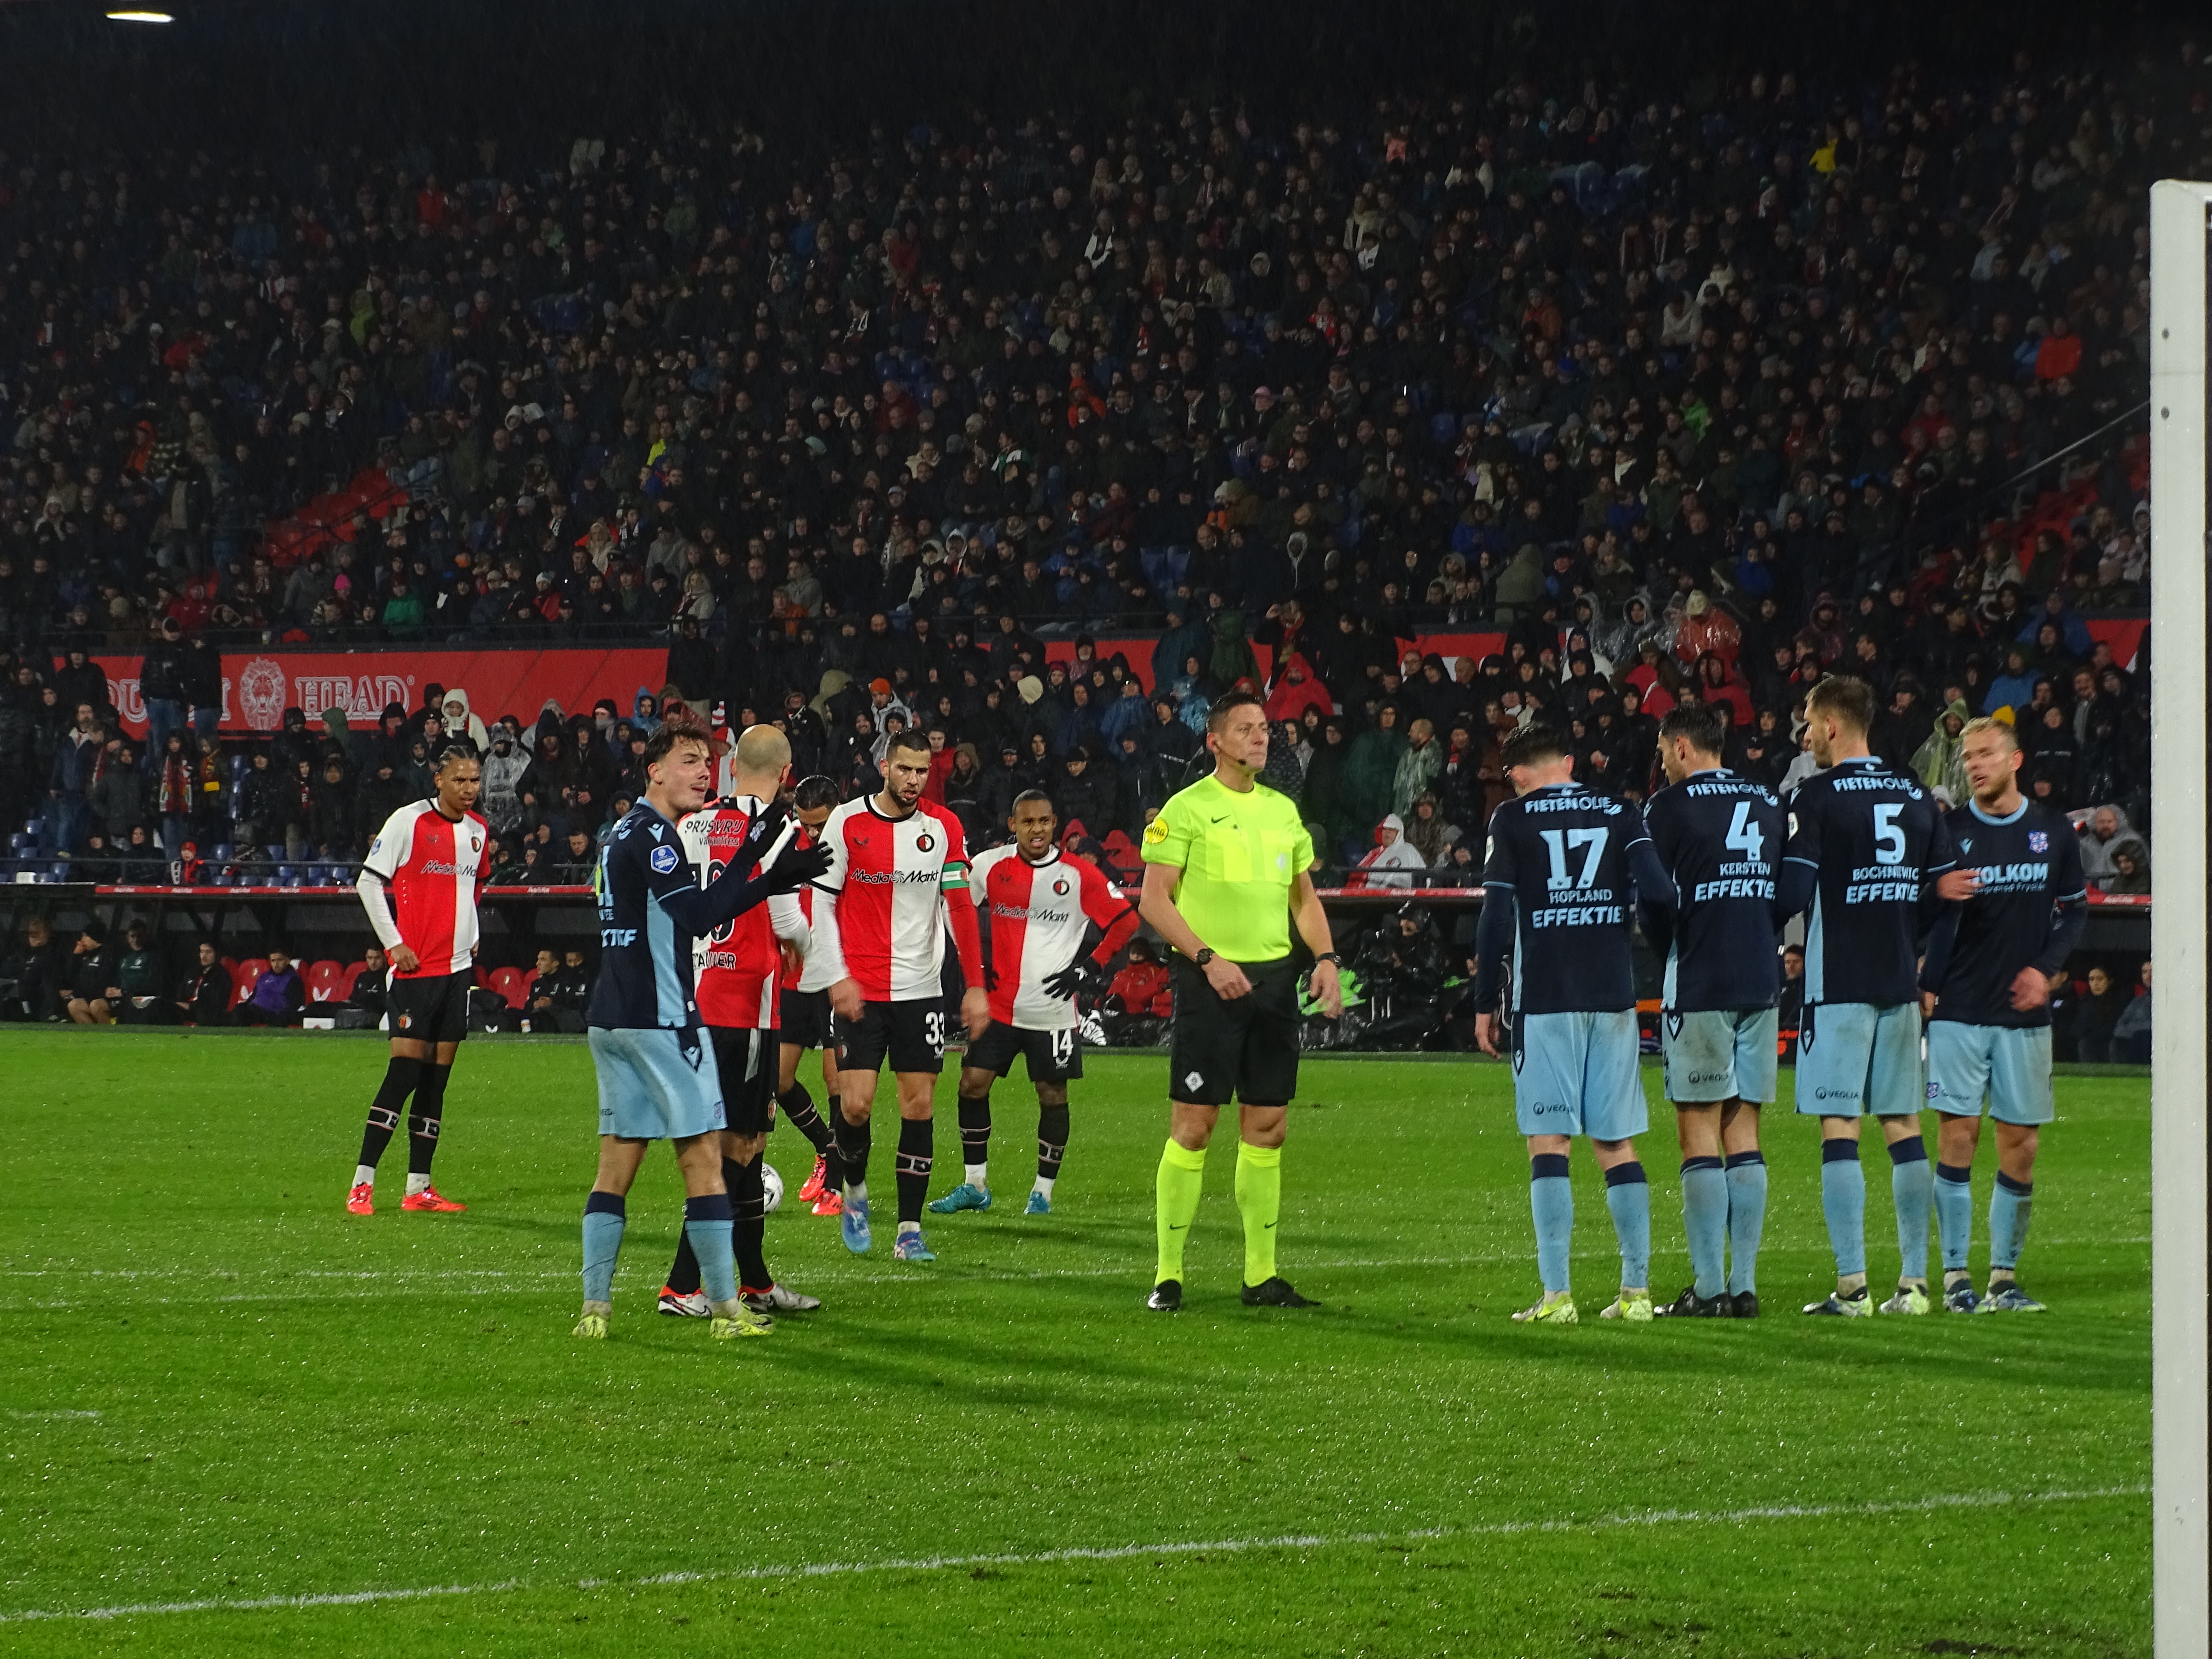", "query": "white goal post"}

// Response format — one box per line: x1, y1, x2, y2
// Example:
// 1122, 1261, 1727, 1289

2149, 177, 2210, 1659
